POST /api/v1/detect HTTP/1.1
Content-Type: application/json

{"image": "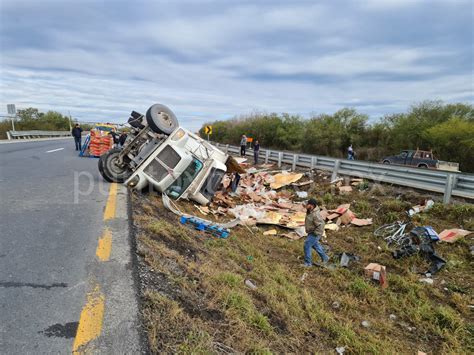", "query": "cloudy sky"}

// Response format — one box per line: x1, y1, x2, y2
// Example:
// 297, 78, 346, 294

0, 0, 472, 131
